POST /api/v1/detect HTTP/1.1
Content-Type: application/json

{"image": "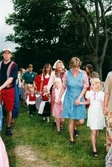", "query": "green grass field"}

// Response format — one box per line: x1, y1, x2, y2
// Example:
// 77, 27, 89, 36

1, 105, 106, 167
